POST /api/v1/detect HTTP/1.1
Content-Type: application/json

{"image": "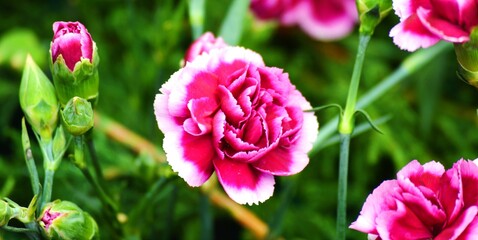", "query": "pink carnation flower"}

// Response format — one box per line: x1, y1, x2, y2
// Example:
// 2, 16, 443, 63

390, 0, 478, 51
154, 46, 318, 205
183, 32, 227, 64
250, 0, 357, 41
350, 159, 478, 239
